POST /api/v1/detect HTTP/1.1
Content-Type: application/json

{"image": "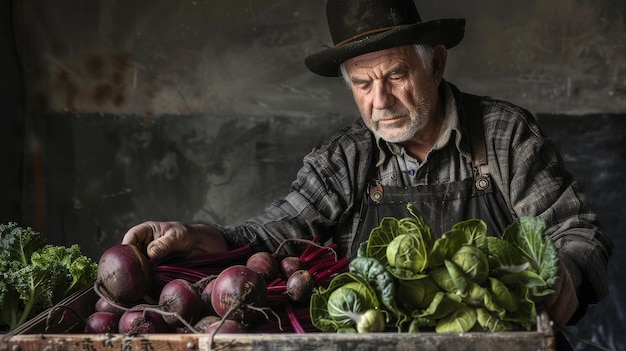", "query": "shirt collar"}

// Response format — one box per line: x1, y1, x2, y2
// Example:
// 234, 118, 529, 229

374, 80, 465, 167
